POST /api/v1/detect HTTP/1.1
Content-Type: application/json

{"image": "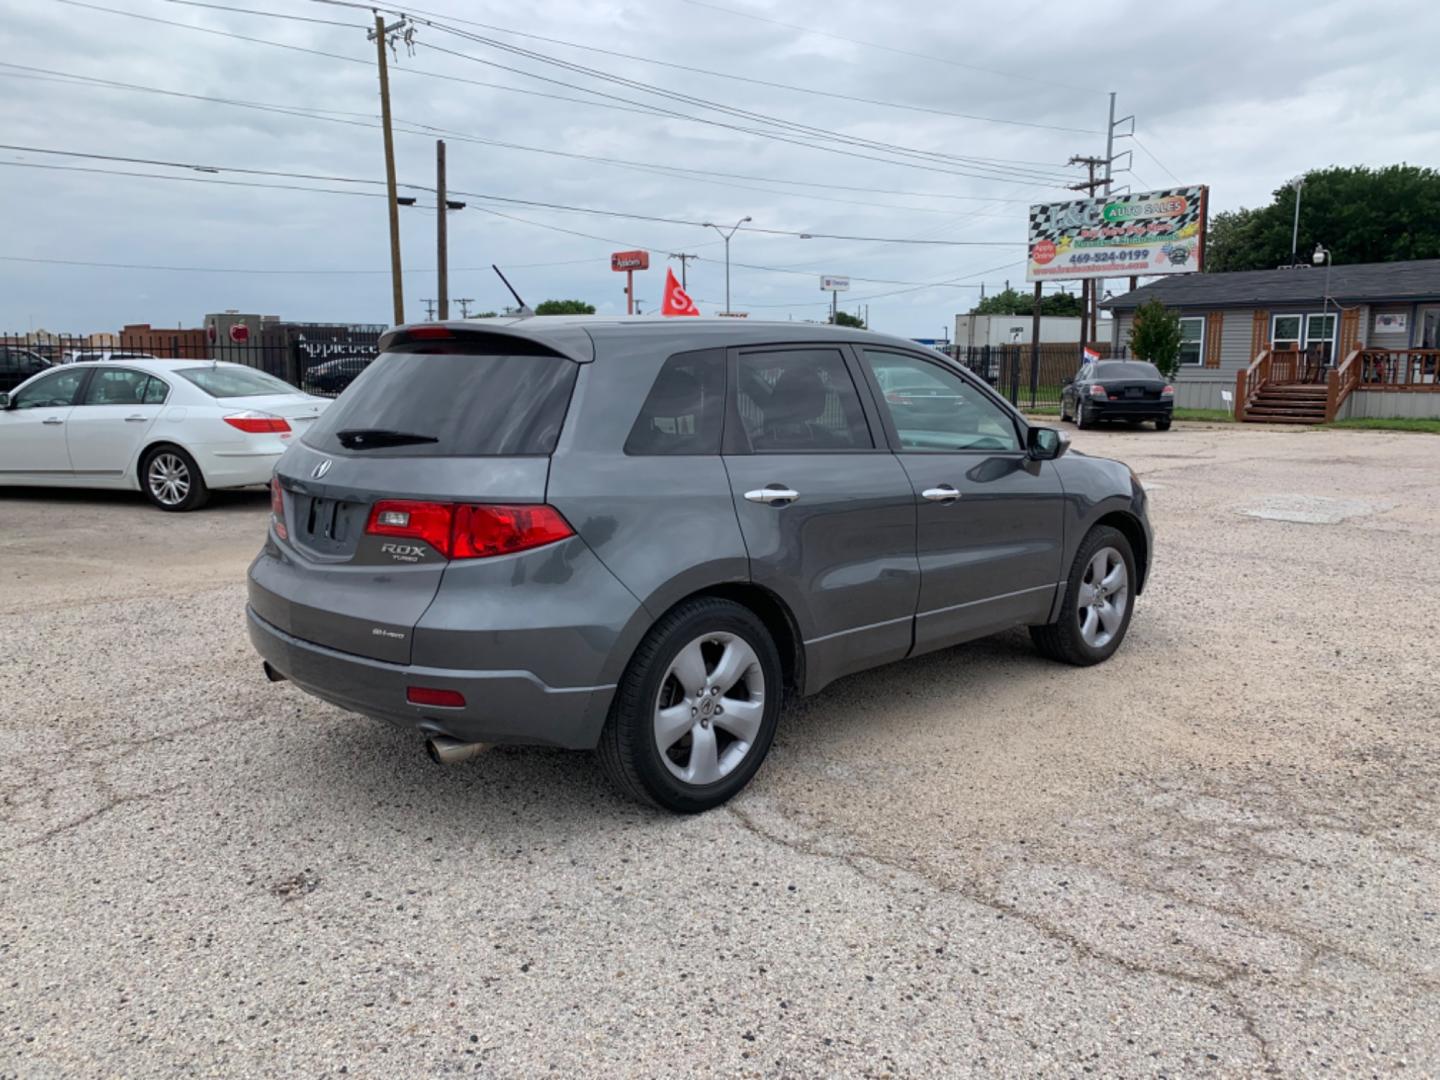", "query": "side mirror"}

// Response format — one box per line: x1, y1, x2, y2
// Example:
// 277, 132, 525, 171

1027, 425, 1070, 461
0, 393, 10, 410
1063, 376, 1074, 386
